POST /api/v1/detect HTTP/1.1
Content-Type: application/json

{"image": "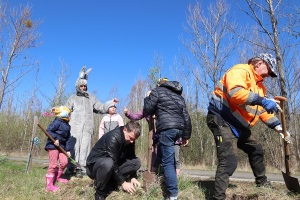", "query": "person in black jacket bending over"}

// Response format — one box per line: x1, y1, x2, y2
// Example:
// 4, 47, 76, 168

144, 78, 192, 200
86, 121, 142, 200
